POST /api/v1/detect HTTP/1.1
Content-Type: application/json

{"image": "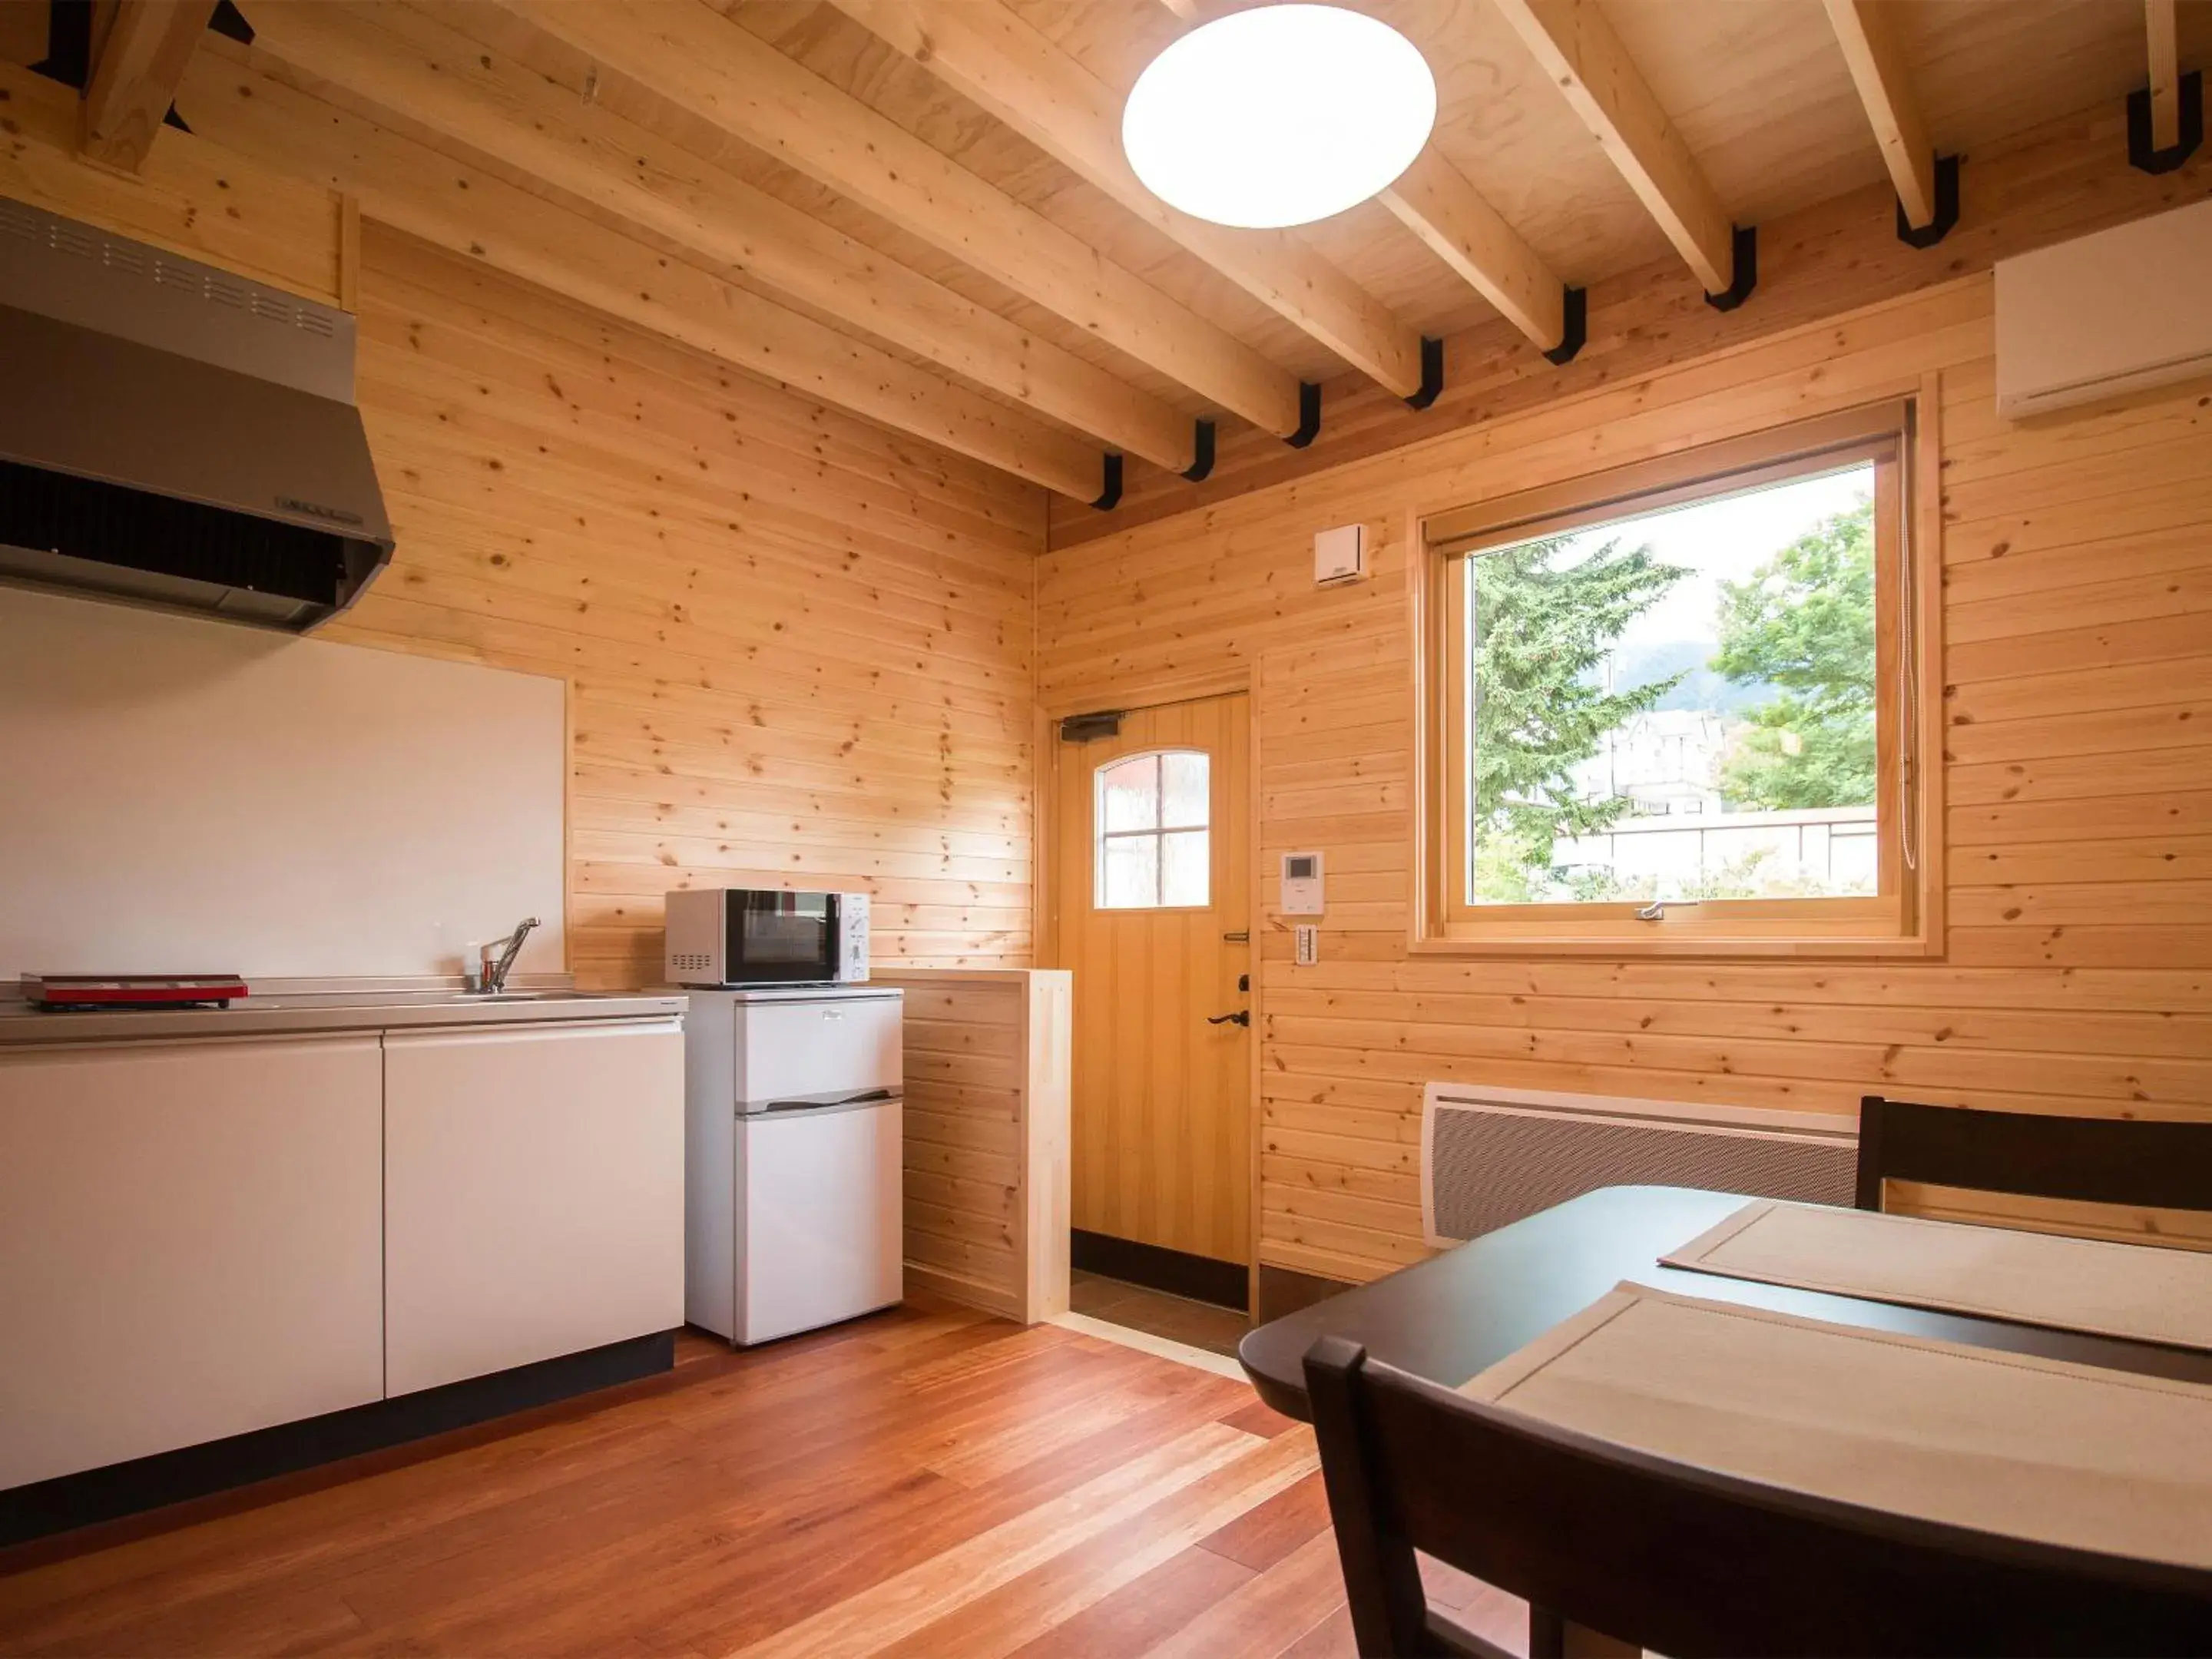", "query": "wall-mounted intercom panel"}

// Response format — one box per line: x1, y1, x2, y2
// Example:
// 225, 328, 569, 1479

1281, 850, 1324, 915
